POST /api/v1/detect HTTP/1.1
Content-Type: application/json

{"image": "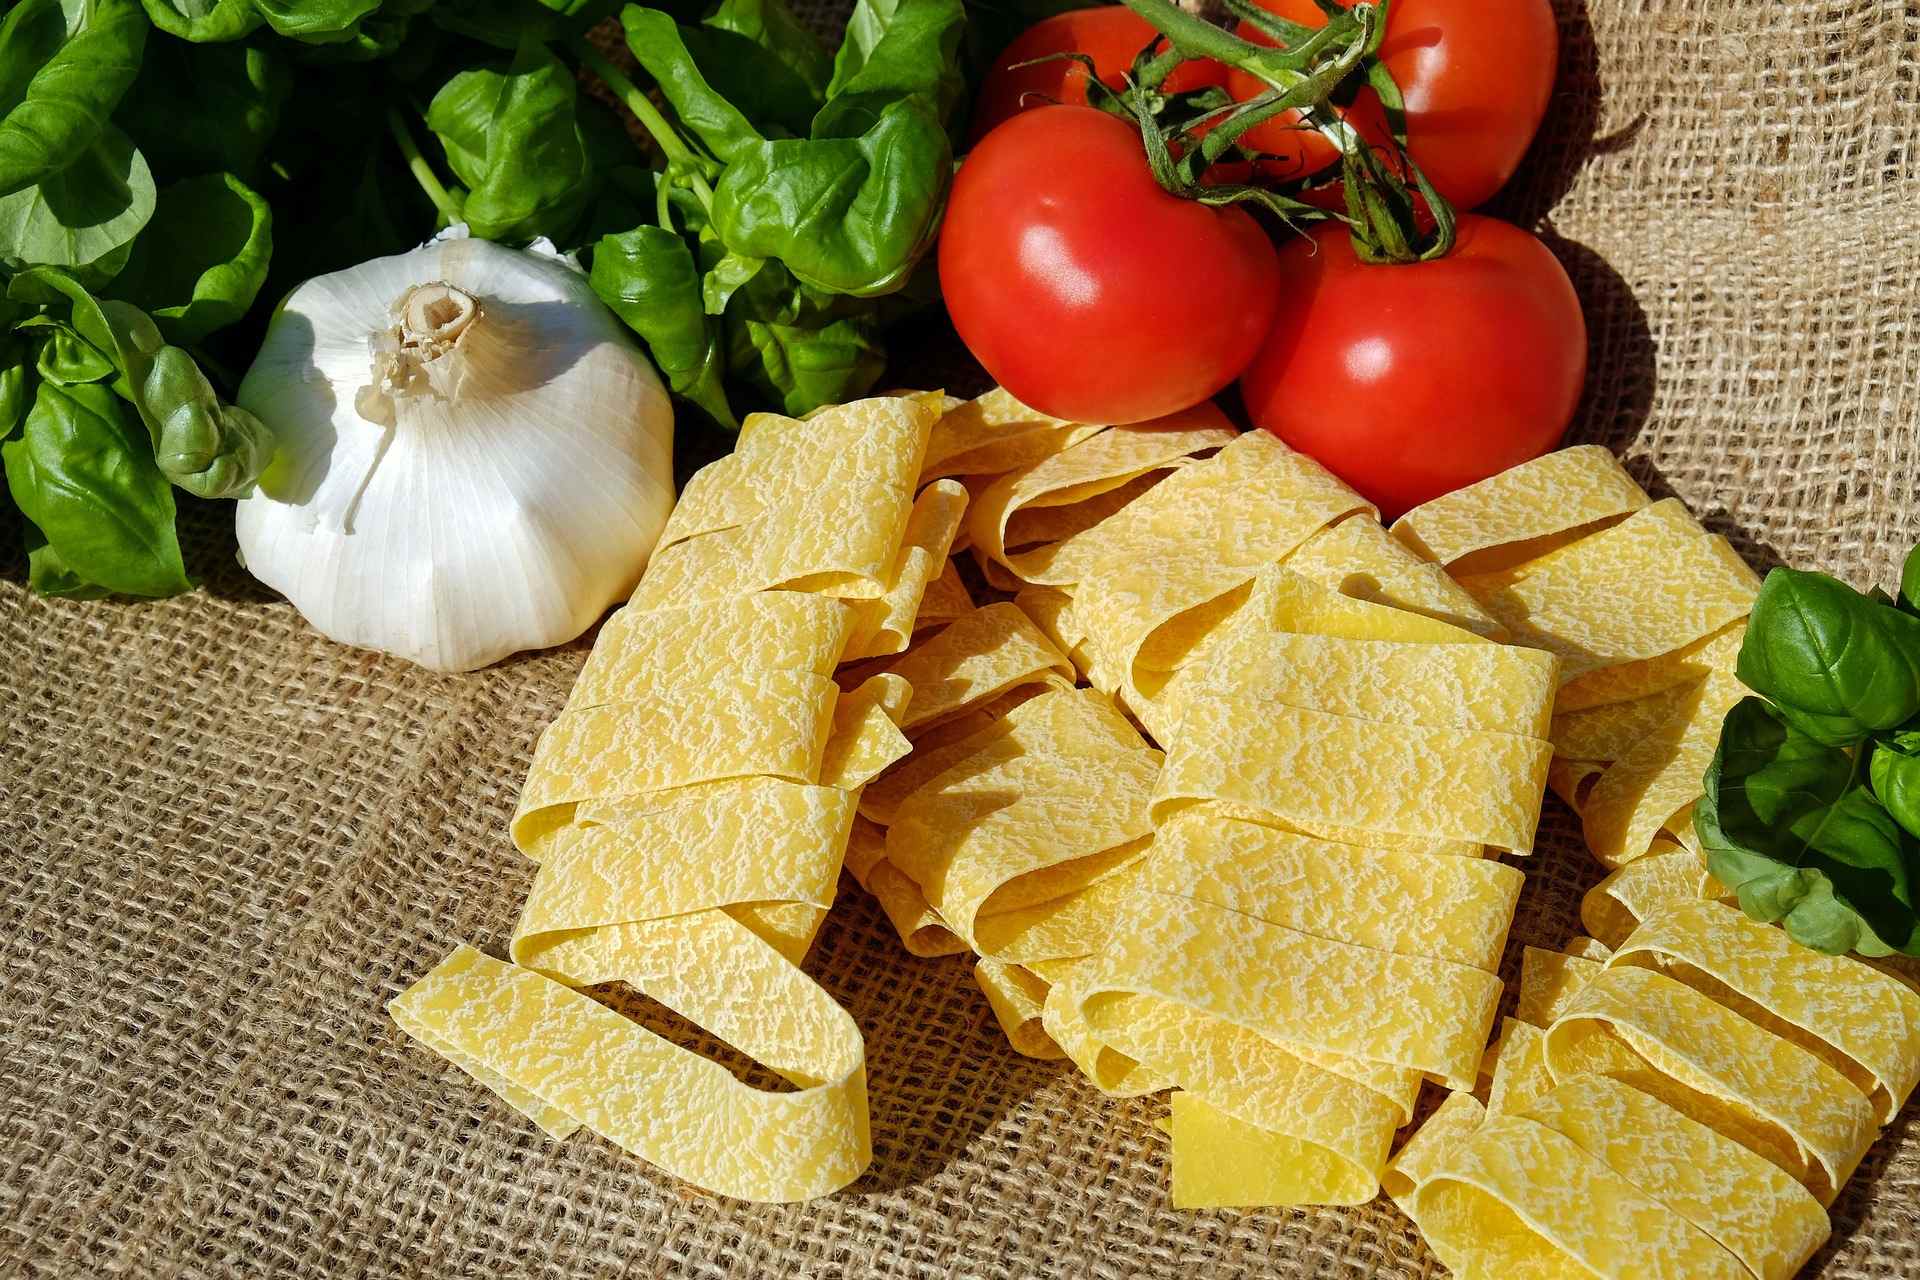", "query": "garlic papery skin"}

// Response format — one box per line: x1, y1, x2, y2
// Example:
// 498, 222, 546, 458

235, 233, 674, 673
